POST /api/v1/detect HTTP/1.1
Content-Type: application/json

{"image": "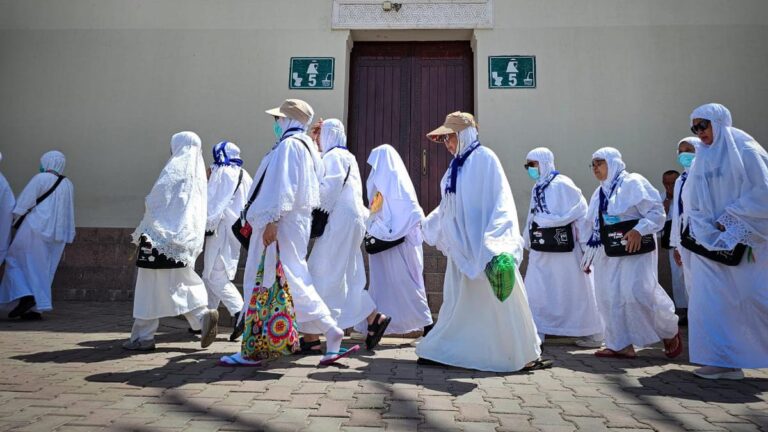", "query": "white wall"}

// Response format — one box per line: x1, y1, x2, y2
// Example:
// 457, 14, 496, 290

1, 0, 767, 227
